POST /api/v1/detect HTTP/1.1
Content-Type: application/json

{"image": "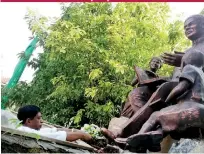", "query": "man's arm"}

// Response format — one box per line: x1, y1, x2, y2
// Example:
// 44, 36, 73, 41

57, 128, 92, 141
65, 132, 92, 142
